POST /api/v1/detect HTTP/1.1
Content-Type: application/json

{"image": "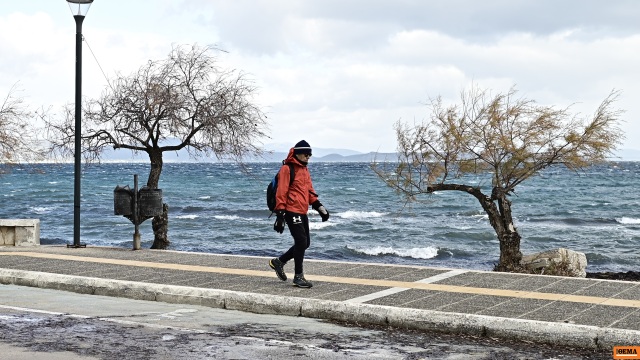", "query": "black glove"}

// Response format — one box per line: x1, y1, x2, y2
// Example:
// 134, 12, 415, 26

273, 210, 285, 233
312, 200, 330, 222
